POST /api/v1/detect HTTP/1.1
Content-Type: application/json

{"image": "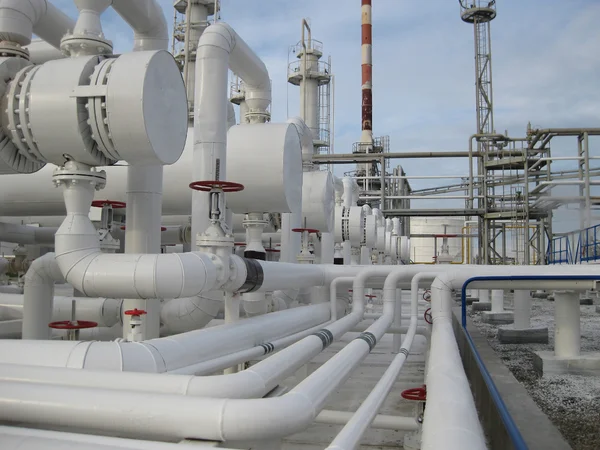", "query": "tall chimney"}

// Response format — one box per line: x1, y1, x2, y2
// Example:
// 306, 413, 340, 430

361, 0, 373, 146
